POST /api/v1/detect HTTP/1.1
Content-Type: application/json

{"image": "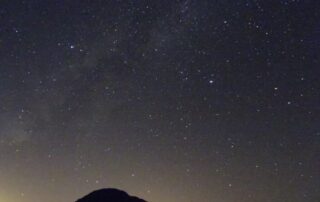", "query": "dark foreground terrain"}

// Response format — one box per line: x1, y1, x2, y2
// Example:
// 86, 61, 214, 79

76, 188, 147, 202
